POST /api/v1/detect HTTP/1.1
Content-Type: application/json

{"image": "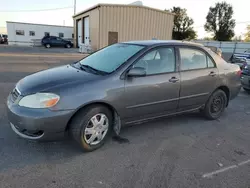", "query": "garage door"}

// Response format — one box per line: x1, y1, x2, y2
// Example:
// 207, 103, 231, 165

84, 17, 90, 45
77, 19, 82, 47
